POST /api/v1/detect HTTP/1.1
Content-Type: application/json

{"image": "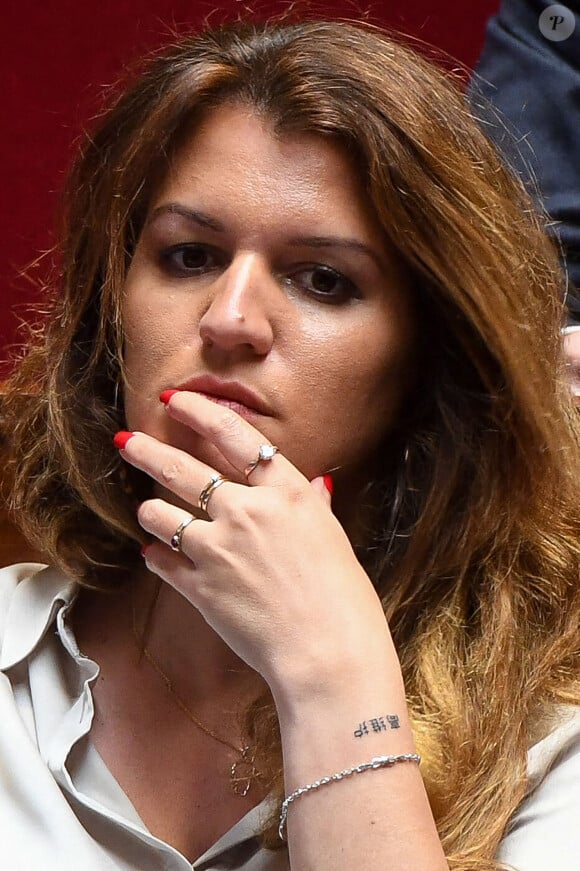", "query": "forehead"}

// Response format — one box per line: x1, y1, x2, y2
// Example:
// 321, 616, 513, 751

150, 104, 386, 244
